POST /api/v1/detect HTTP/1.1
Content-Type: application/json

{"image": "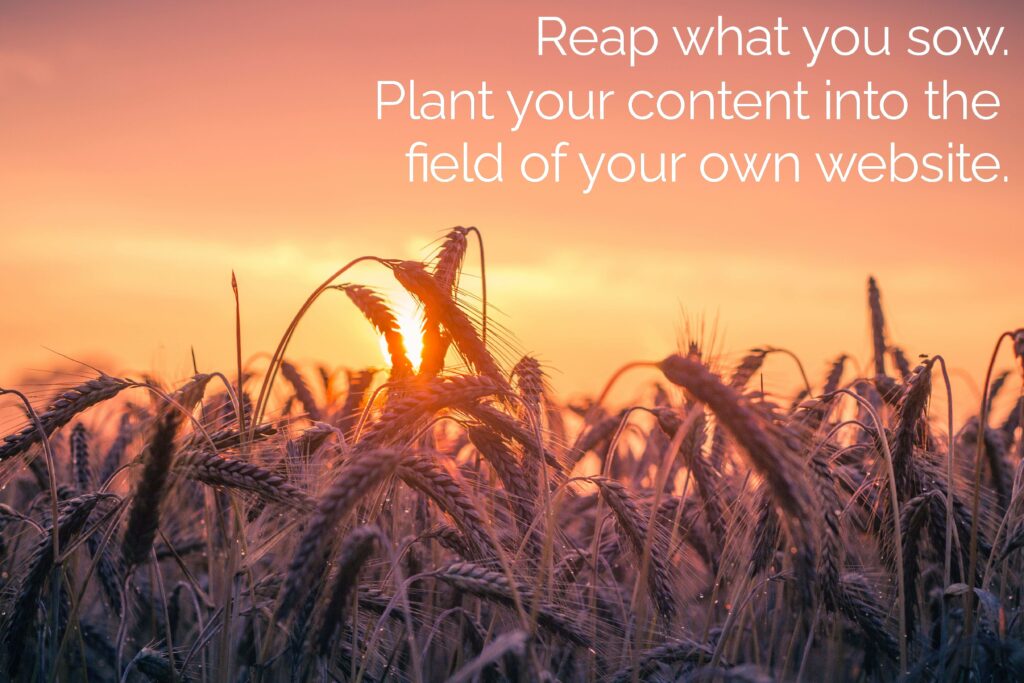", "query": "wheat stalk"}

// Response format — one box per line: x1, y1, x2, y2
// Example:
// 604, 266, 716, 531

278, 448, 403, 619
0, 376, 132, 463
121, 407, 182, 569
